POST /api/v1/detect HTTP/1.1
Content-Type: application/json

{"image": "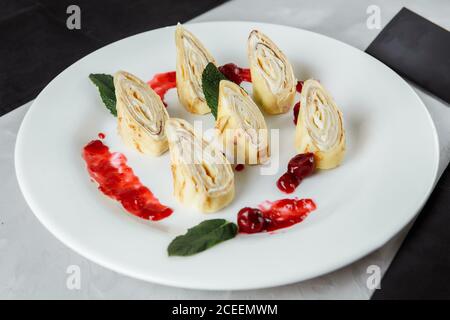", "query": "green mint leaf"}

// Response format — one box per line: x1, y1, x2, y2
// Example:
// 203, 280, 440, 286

201, 63, 228, 119
89, 73, 117, 116
168, 219, 238, 256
